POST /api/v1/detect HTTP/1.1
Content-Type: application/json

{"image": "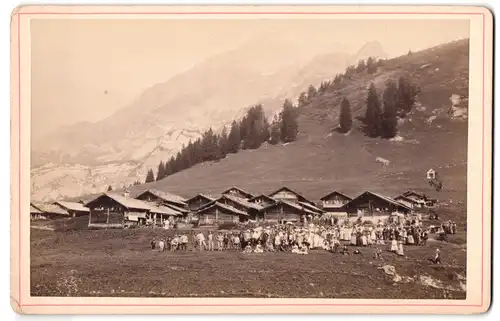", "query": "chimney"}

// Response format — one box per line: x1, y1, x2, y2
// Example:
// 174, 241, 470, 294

123, 189, 130, 198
